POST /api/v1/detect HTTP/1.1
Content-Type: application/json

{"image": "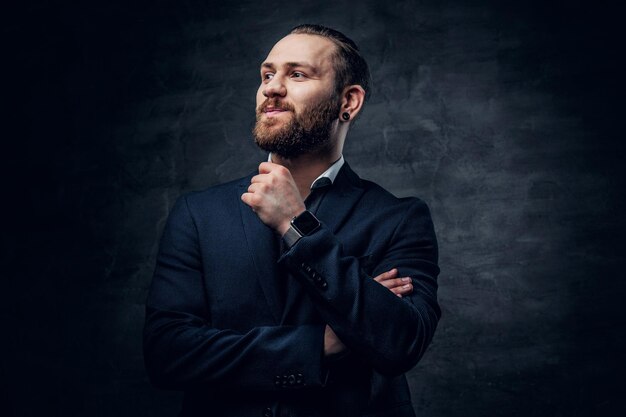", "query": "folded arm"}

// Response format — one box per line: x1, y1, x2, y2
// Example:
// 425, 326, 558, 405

278, 199, 441, 376
240, 162, 440, 376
